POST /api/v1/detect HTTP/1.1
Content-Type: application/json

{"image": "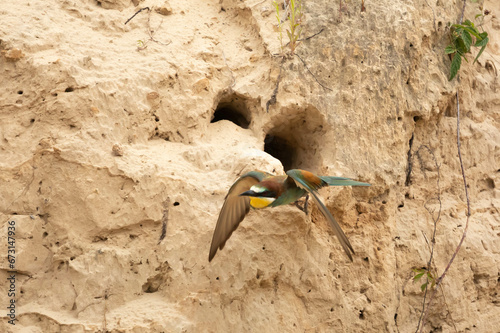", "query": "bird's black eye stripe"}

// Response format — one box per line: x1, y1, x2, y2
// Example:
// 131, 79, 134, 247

259, 190, 276, 198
